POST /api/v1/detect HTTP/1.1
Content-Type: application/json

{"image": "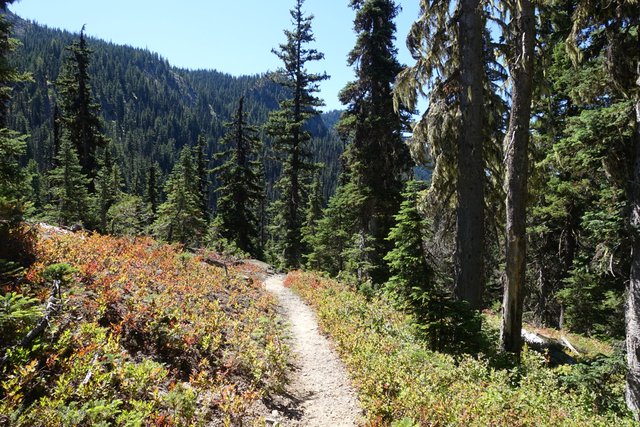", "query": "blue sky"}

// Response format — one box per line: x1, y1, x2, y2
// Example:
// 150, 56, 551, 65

9, 0, 420, 112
